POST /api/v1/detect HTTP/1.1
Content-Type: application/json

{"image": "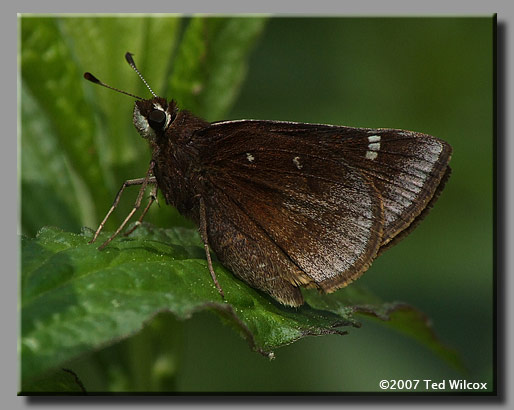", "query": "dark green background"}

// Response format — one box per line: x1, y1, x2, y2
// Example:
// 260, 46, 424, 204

20, 16, 494, 392
228, 17, 493, 392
